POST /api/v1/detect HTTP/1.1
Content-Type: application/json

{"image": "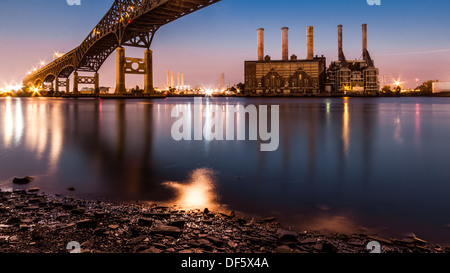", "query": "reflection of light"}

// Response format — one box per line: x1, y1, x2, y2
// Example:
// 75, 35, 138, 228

164, 168, 218, 210
48, 103, 63, 173
326, 103, 331, 114
394, 115, 402, 143
342, 99, 350, 155
3, 97, 14, 147
14, 99, 24, 144
415, 104, 421, 143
